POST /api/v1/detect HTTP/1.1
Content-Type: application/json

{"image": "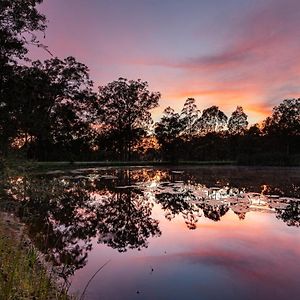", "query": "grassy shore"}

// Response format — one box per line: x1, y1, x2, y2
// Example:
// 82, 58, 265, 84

0, 212, 70, 300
